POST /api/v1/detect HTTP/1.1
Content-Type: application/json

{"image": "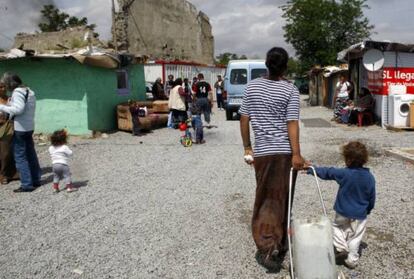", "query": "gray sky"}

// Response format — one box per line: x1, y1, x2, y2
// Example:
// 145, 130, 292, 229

0, 0, 412, 58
